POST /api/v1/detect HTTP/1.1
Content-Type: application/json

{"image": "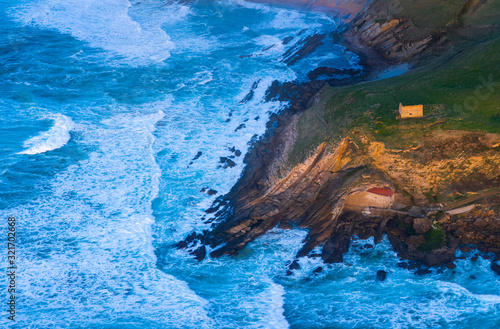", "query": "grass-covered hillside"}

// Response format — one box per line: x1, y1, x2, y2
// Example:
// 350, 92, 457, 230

289, 0, 500, 164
